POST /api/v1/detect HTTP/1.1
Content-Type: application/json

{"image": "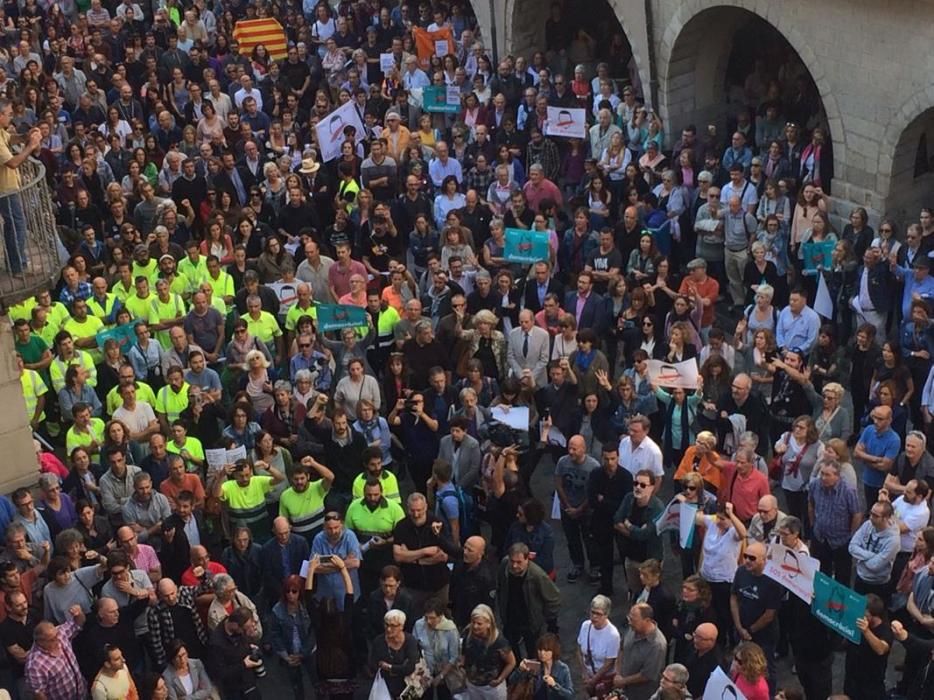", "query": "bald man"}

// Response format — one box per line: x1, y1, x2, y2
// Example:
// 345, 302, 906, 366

746, 495, 786, 545
147, 577, 210, 668
555, 435, 601, 582
179, 545, 227, 589
259, 516, 310, 605
854, 403, 901, 510
74, 596, 148, 679
731, 541, 782, 694
449, 535, 496, 627
684, 622, 721, 698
